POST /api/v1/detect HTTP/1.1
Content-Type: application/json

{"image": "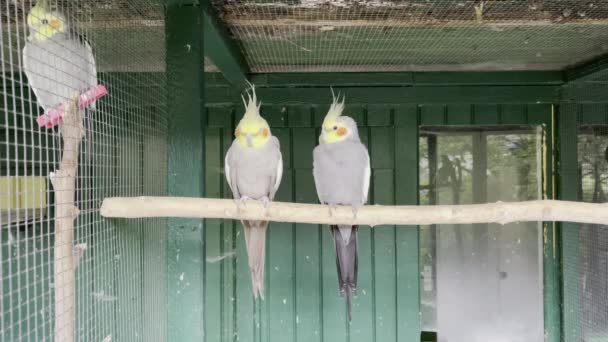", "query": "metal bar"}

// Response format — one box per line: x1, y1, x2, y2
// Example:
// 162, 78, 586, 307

202, 1, 250, 88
